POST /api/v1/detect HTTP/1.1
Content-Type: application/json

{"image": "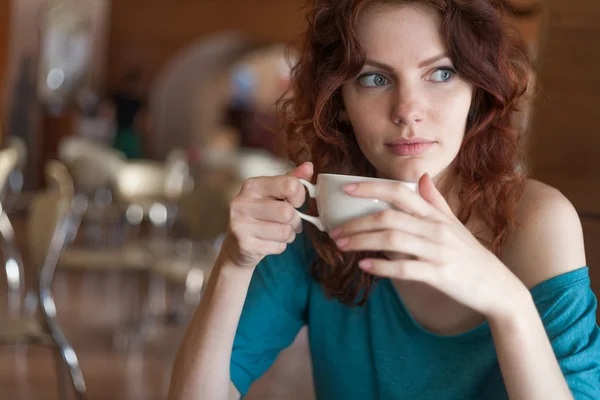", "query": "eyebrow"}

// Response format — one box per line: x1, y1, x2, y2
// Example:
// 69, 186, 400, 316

418, 53, 450, 67
364, 53, 450, 71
